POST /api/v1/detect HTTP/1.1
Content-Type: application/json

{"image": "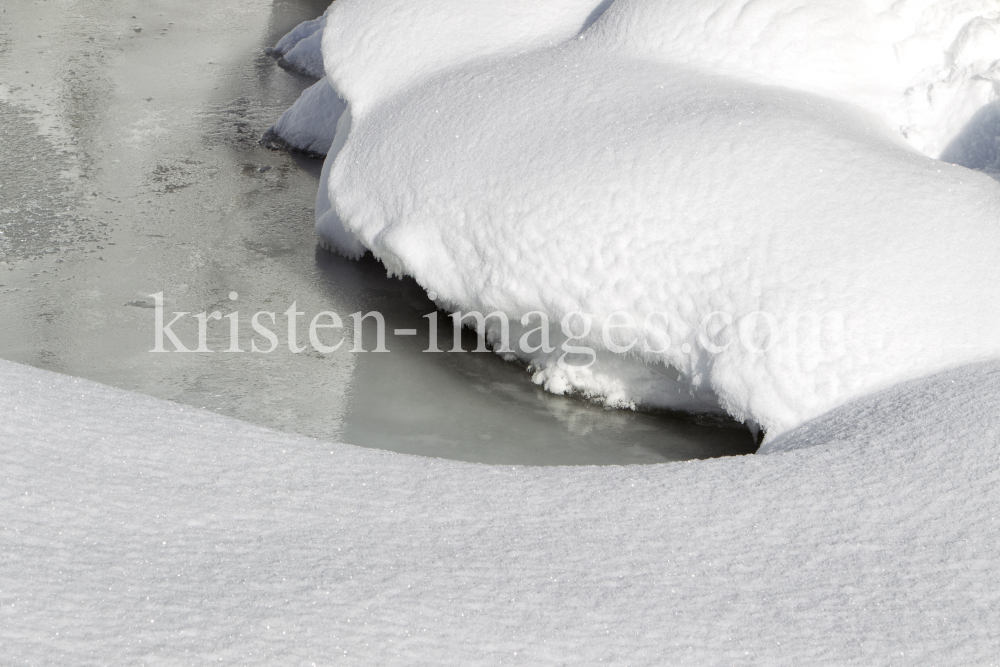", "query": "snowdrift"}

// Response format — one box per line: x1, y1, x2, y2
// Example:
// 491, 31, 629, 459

270, 0, 1000, 436
4, 357, 1000, 663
